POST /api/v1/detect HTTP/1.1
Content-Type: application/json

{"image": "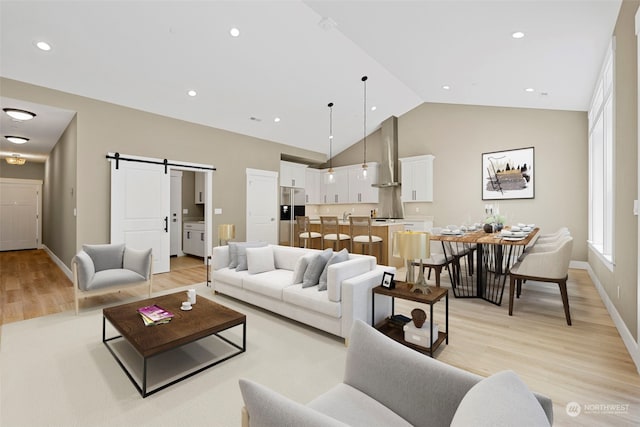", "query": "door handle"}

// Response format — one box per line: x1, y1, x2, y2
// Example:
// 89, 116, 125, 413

164, 216, 168, 232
